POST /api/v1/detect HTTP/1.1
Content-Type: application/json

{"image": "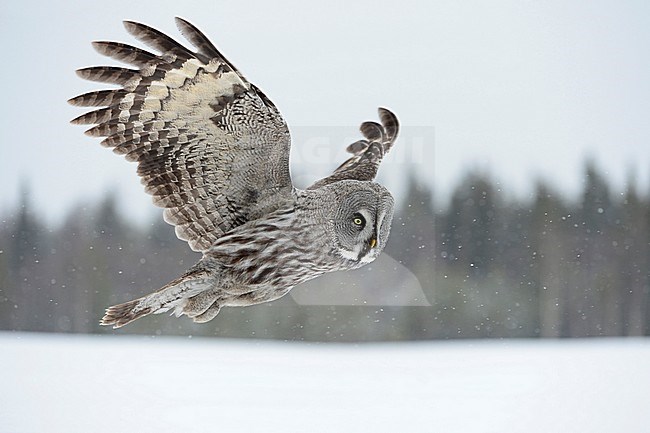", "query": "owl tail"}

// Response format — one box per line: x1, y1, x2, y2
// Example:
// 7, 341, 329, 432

100, 264, 212, 329
100, 298, 149, 329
